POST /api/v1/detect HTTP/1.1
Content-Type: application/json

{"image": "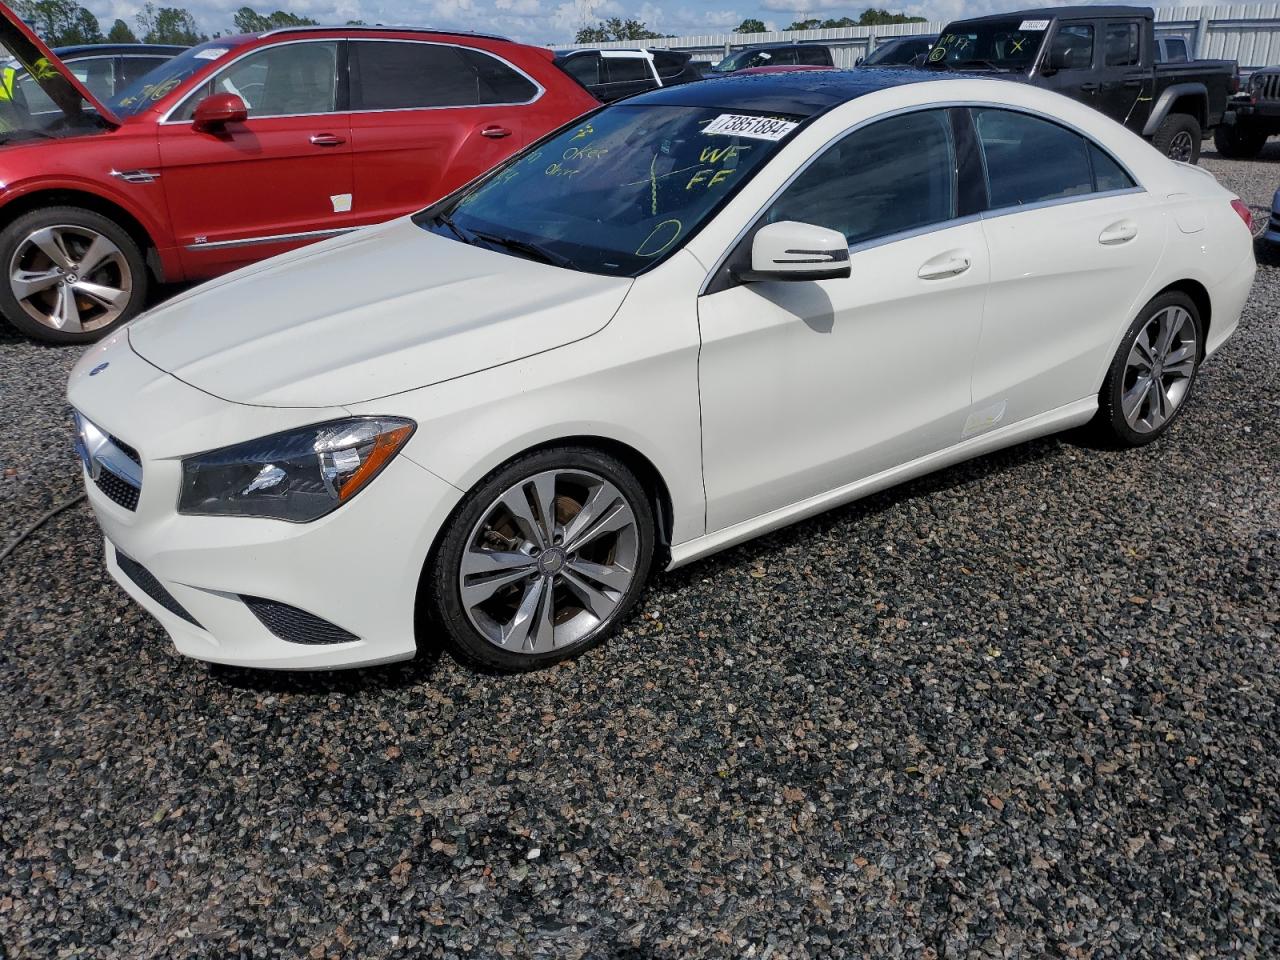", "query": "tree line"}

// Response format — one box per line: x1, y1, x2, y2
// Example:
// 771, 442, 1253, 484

13, 0, 357, 46
575, 8, 923, 43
